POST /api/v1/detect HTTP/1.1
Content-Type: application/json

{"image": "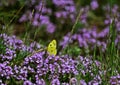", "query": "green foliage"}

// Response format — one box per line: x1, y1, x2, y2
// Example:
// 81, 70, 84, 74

62, 45, 81, 57
0, 38, 6, 54
7, 77, 23, 85
0, 0, 120, 84
10, 50, 29, 66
